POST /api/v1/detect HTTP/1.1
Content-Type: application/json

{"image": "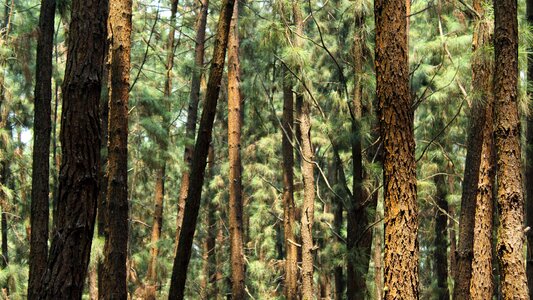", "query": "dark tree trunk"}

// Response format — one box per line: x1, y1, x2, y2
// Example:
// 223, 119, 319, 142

28, 0, 56, 298
434, 174, 449, 300
526, 0, 533, 296
375, 0, 419, 298
228, 1, 246, 298
332, 161, 343, 300
175, 0, 209, 248
494, 0, 529, 297
37, 0, 108, 297
168, 0, 234, 295
101, 0, 132, 297
347, 8, 373, 299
